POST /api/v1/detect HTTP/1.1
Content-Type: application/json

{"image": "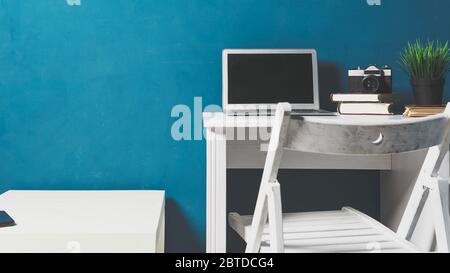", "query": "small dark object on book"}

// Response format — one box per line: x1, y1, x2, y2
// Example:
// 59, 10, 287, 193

0, 211, 16, 228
